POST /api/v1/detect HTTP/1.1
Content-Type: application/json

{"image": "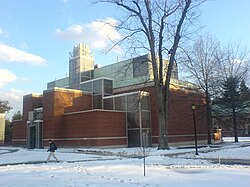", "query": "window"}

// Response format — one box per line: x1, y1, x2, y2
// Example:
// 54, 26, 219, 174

127, 112, 139, 128
103, 98, 113, 110
114, 96, 125, 111
141, 95, 150, 110
80, 70, 93, 82
93, 95, 102, 109
80, 82, 92, 93
133, 56, 149, 78
104, 79, 113, 95
93, 79, 102, 94
127, 94, 138, 111
141, 111, 150, 128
